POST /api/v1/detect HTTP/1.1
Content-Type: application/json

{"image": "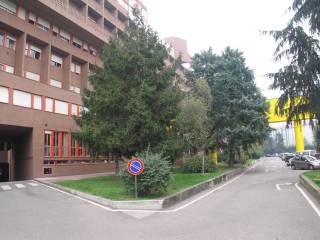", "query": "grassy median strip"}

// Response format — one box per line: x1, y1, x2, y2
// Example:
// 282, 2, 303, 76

55, 167, 230, 200
304, 171, 320, 187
